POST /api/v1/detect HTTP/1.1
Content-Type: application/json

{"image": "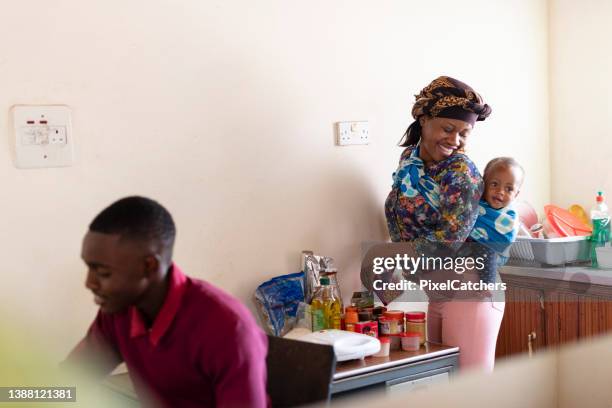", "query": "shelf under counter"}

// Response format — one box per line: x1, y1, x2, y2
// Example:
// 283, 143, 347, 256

331, 342, 459, 396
